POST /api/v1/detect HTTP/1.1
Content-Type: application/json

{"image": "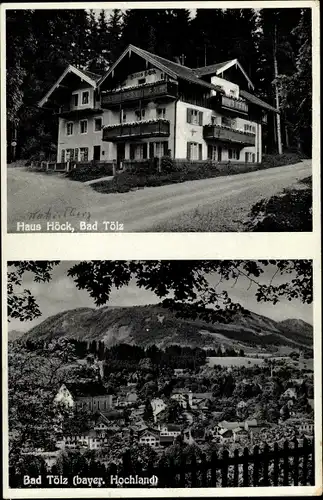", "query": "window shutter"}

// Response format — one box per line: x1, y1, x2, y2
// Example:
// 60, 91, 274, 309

228, 149, 232, 160
61, 149, 65, 163
198, 144, 202, 160
130, 144, 135, 160
74, 148, 79, 162
143, 143, 148, 159
187, 108, 192, 124
207, 145, 213, 160
163, 141, 168, 156
187, 142, 191, 160
149, 142, 154, 159
198, 111, 203, 126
